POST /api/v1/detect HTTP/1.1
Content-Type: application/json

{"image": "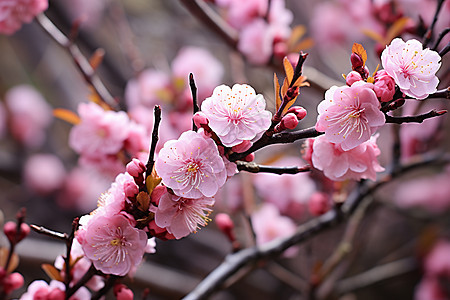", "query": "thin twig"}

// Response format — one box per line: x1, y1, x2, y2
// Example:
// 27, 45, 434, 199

423, 0, 446, 47
145, 106, 162, 180
30, 224, 68, 241
385, 109, 447, 124
182, 154, 450, 300
35, 13, 118, 110
432, 28, 450, 50
66, 265, 98, 298
236, 161, 311, 174
91, 275, 120, 300
64, 218, 79, 299
439, 41, 450, 57
190, 73, 199, 131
